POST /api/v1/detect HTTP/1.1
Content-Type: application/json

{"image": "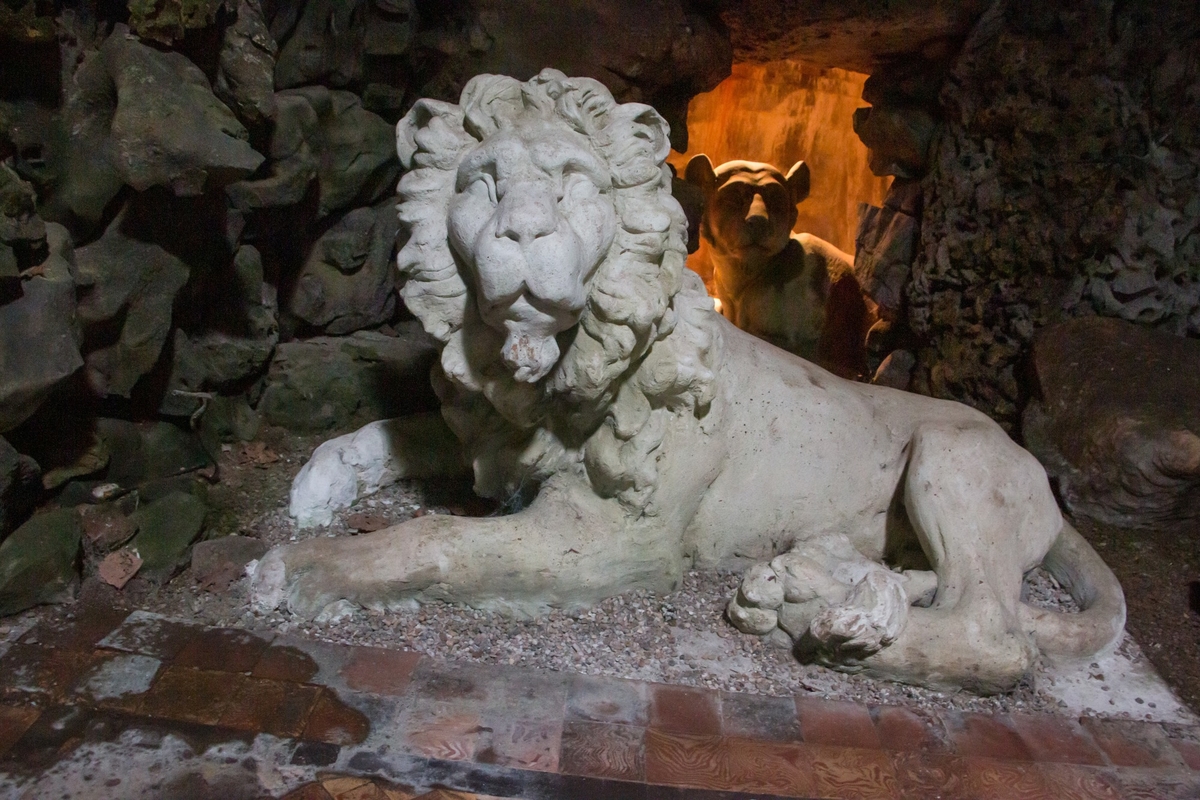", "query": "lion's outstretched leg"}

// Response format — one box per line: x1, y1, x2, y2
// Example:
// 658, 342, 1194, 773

253, 476, 685, 620
289, 414, 464, 529
823, 422, 1060, 693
